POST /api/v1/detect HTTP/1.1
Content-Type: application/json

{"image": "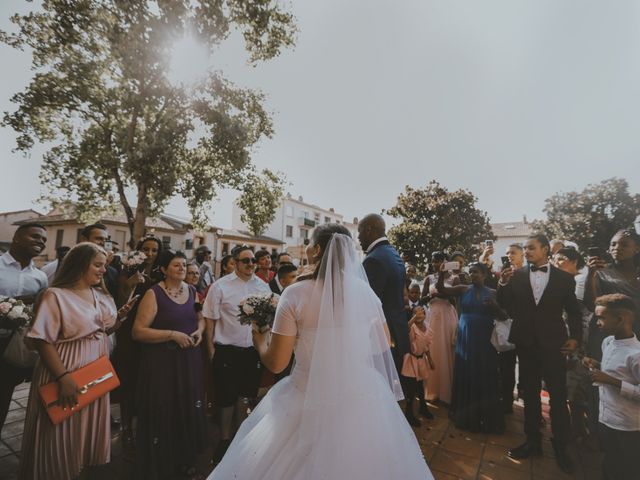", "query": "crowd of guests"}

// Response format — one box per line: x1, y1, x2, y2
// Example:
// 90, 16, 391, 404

0, 219, 639, 479
400, 229, 640, 477
0, 222, 302, 479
